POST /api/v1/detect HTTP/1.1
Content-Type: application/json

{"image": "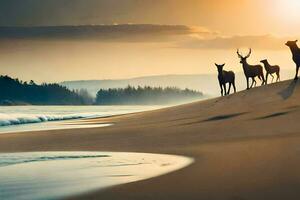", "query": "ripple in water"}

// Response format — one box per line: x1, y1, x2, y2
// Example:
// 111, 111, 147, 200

0, 152, 194, 200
